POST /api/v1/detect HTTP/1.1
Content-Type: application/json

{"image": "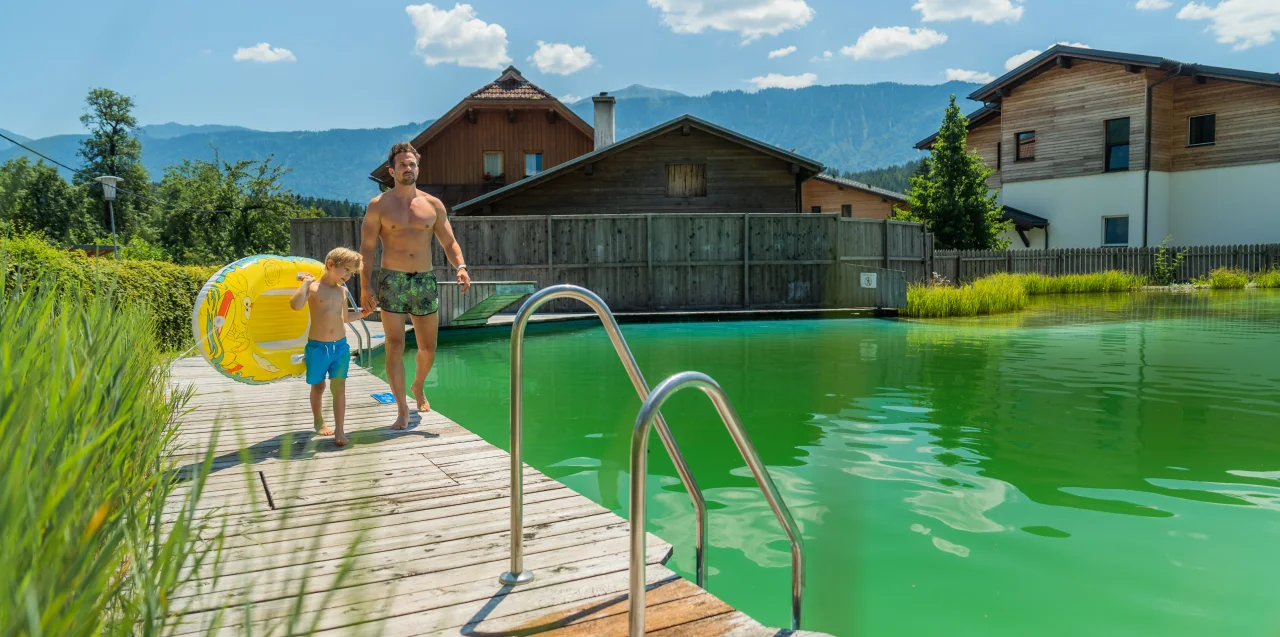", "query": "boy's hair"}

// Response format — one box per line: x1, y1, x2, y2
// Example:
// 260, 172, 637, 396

325, 247, 362, 270
387, 142, 419, 167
